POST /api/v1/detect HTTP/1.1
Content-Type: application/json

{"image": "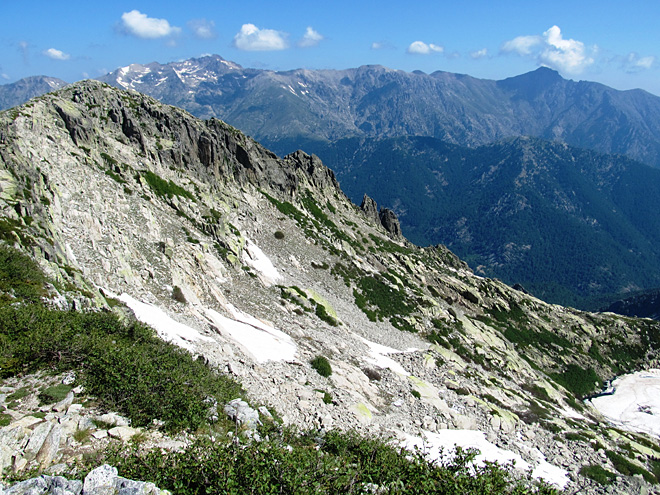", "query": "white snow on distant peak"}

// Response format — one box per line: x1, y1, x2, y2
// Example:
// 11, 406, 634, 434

241, 239, 281, 286
590, 368, 660, 438
401, 430, 569, 489
359, 337, 410, 376
204, 307, 296, 363
118, 293, 213, 351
